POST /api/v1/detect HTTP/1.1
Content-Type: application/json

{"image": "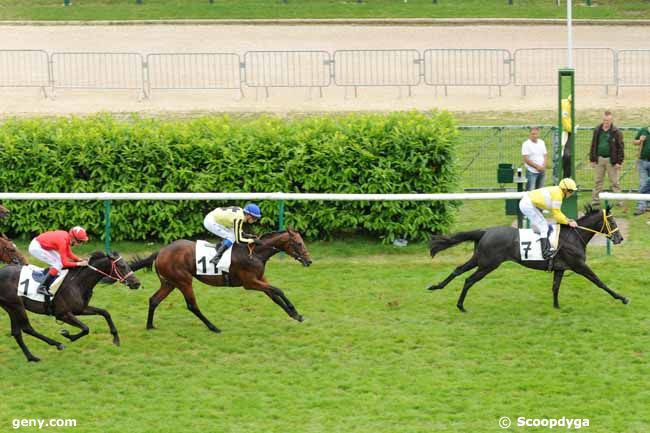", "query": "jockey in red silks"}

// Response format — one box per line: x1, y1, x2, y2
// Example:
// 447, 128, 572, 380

28, 226, 90, 297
